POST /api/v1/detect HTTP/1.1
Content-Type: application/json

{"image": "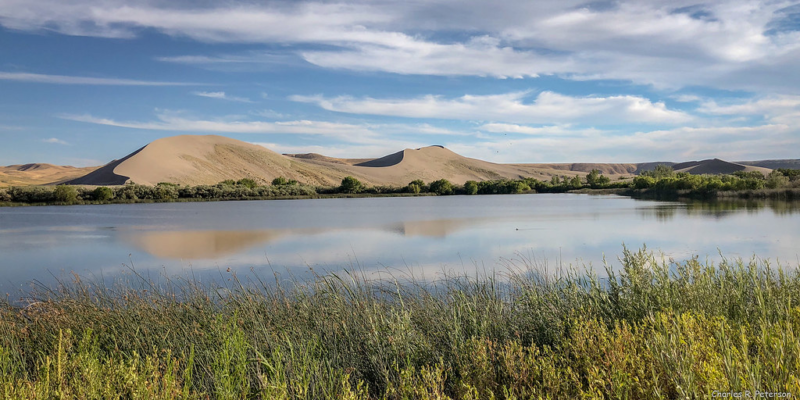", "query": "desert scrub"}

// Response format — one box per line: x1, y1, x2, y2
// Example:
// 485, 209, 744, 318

2, 247, 800, 399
